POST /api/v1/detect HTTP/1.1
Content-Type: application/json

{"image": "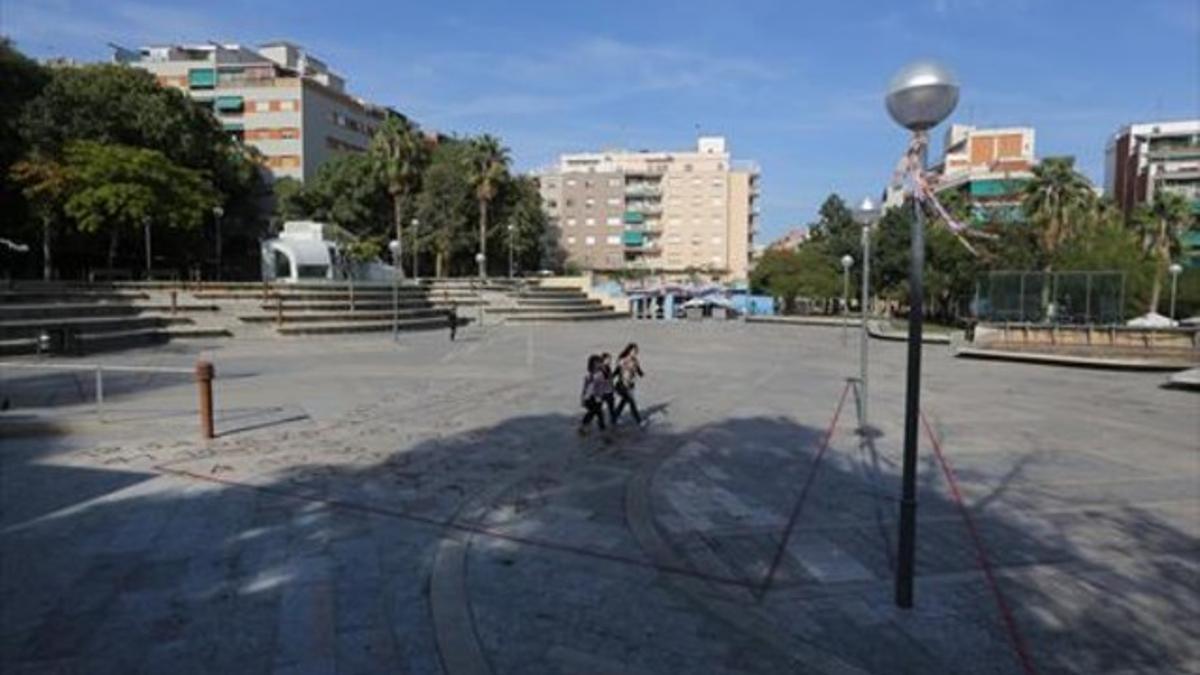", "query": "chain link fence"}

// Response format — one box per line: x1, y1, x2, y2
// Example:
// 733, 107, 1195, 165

974, 271, 1126, 324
